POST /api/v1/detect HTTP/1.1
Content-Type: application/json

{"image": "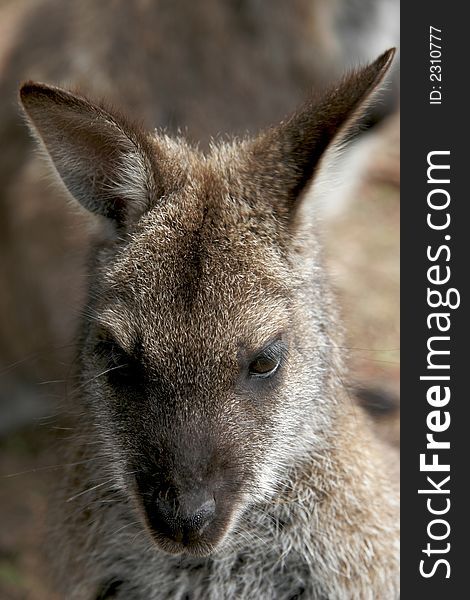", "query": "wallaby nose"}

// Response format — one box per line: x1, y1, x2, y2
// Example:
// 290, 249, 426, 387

151, 493, 216, 543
